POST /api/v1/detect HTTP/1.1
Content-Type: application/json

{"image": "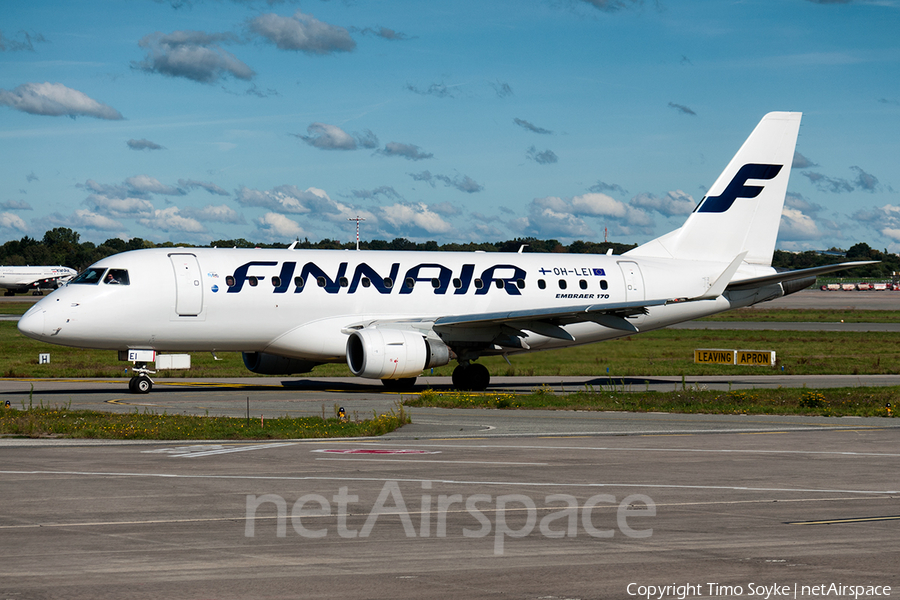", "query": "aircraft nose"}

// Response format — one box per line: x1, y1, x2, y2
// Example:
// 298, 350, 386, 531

17, 307, 45, 340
